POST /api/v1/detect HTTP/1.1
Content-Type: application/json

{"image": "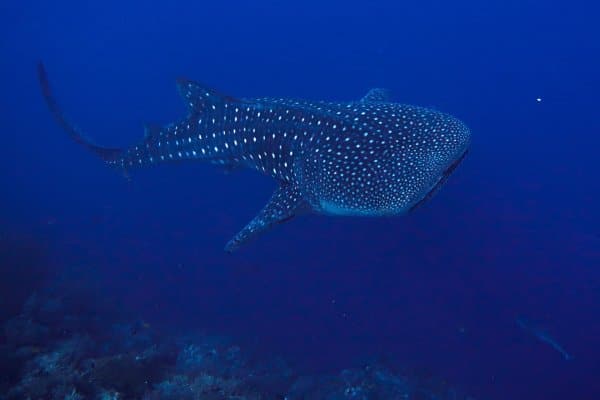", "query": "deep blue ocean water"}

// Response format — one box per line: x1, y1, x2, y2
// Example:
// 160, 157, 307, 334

1, 1, 599, 399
